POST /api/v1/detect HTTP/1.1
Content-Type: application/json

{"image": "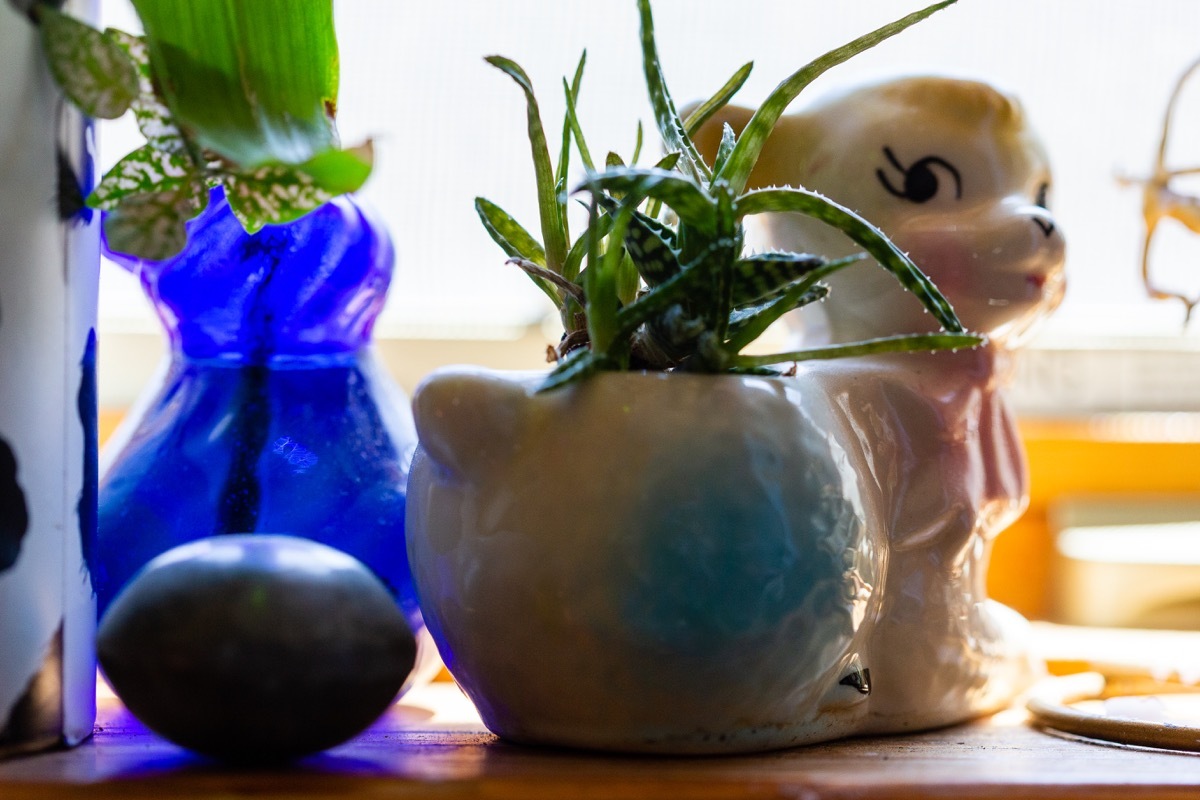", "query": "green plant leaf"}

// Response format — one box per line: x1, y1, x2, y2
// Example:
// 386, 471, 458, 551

726, 284, 829, 352
486, 55, 569, 273
584, 201, 631, 356
684, 61, 753, 139
731, 332, 984, 370
580, 167, 717, 234
539, 348, 615, 393
131, 0, 341, 168
563, 206, 619, 283
475, 198, 548, 267
87, 145, 202, 210
636, 0, 711, 184
105, 30, 188, 154
713, 124, 737, 175
618, 209, 681, 286
222, 166, 333, 233
718, 0, 957, 194
562, 52, 595, 173
102, 183, 210, 261
737, 186, 964, 332
507, 258, 580, 306
730, 251, 827, 305
38, 6, 138, 120
294, 141, 375, 195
